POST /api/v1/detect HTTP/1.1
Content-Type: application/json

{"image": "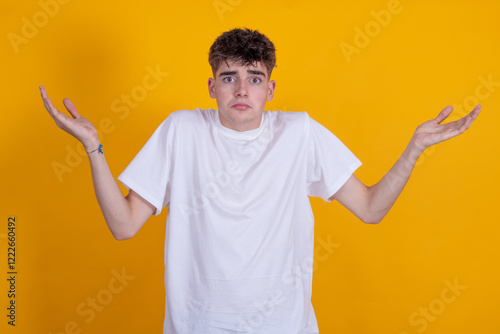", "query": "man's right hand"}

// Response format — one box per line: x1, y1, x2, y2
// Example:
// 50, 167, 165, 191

40, 86, 100, 152
40, 85, 155, 240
